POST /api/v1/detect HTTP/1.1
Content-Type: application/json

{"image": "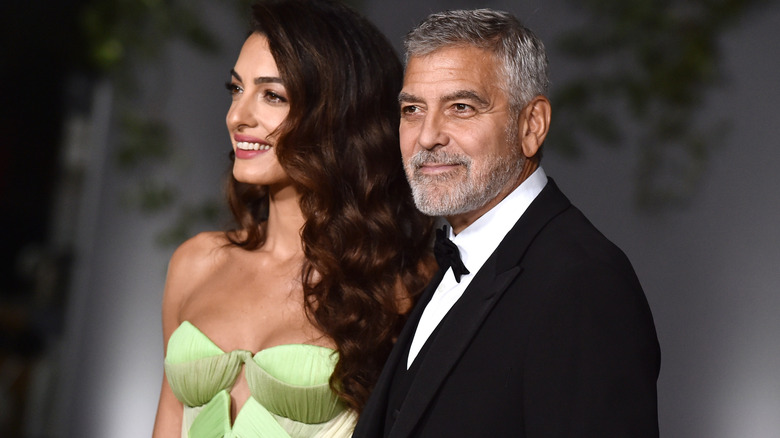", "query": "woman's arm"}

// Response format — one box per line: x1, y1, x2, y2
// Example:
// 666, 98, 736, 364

152, 235, 213, 437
